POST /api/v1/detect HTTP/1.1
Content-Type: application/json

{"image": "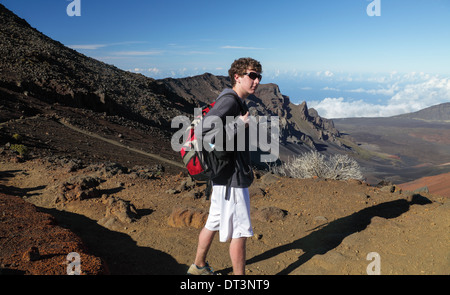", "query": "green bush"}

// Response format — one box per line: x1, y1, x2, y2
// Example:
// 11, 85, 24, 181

9, 144, 29, 156
12, 133, 22, 142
